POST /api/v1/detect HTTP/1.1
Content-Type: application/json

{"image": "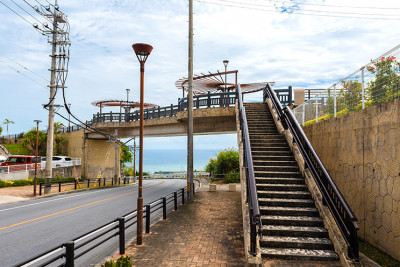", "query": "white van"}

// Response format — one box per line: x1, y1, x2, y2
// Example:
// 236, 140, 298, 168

0, 155, 7, 163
